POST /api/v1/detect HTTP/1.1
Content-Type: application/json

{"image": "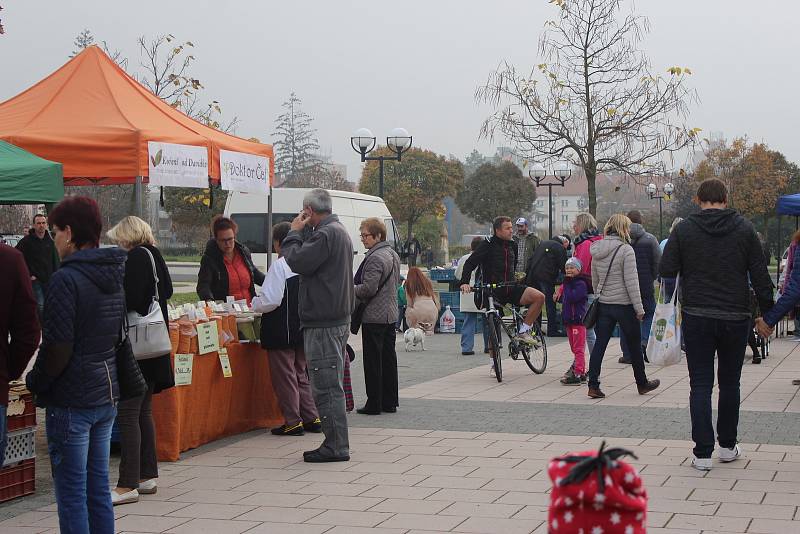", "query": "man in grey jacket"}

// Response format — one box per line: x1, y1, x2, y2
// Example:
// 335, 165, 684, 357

282, 189, 355, 462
